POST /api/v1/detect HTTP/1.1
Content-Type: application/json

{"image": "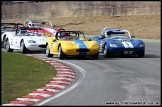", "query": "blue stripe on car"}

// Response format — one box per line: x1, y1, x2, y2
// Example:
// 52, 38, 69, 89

74, 40, 87, 55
